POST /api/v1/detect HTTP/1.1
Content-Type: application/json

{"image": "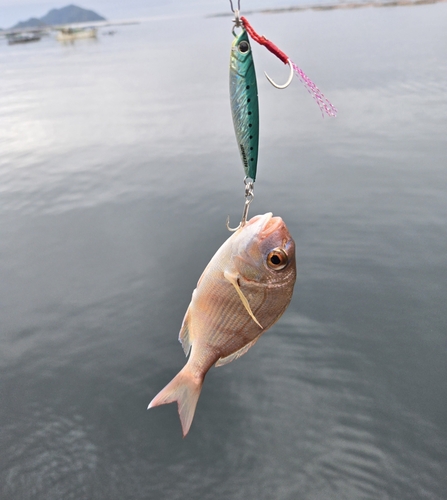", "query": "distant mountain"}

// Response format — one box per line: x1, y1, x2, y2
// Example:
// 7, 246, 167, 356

12, 17, 46, 29
11, 4, 106, 29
